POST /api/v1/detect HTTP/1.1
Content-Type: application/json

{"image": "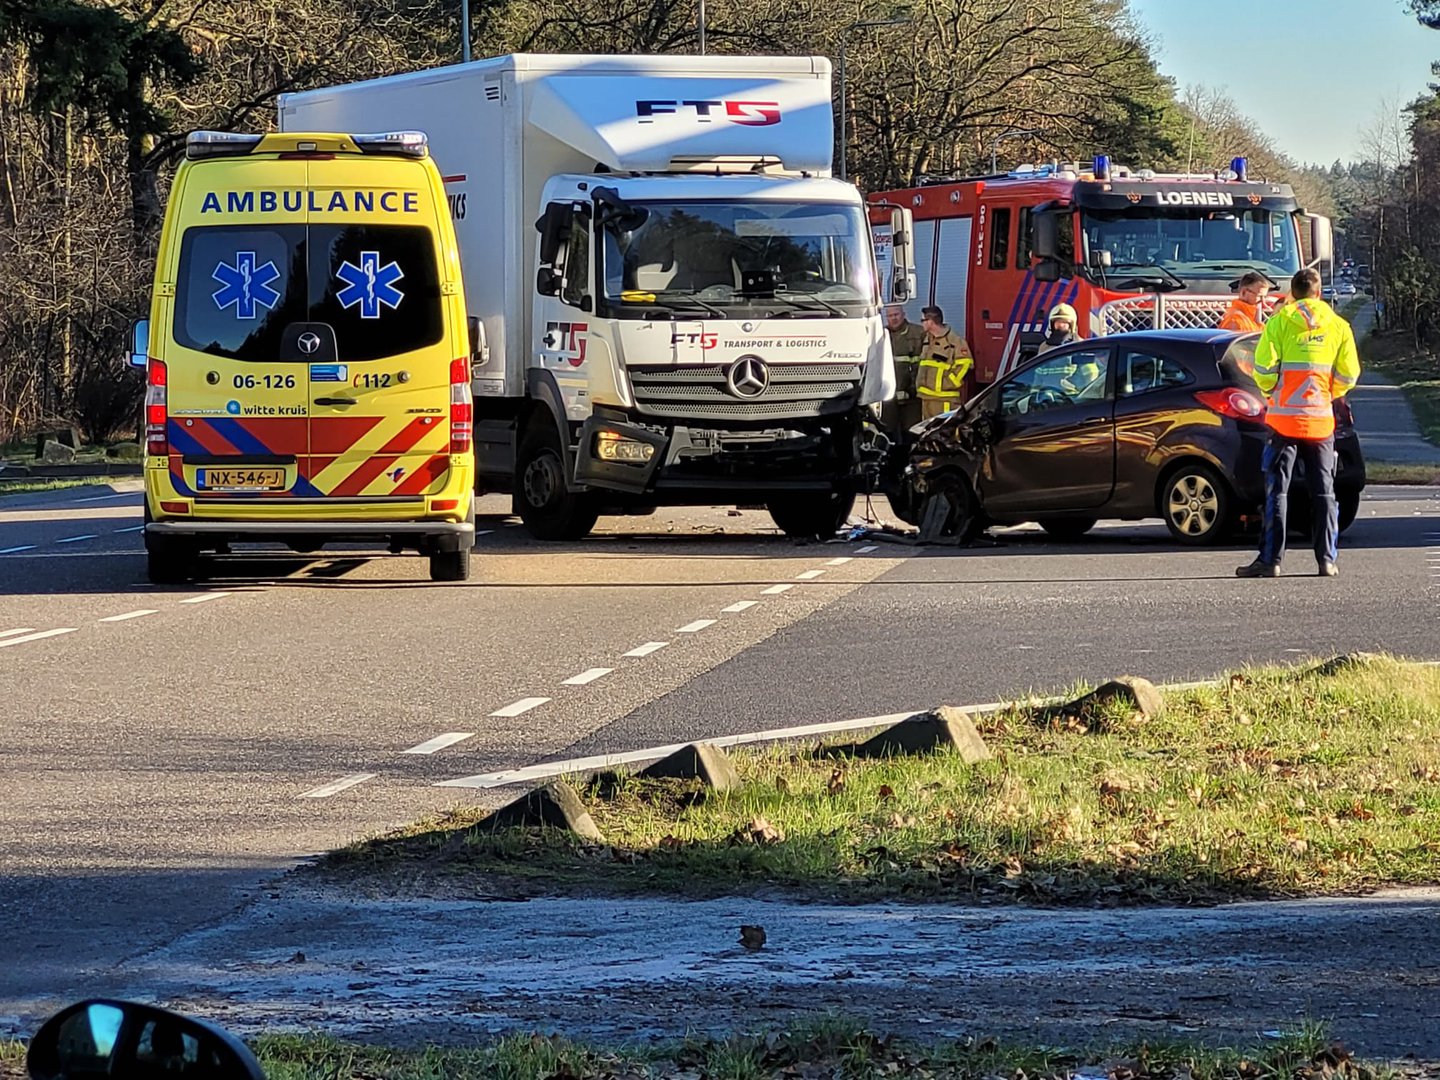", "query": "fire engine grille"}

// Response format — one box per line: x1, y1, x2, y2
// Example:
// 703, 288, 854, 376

1093, 295, 1279, 335
628, 363, 862, 421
